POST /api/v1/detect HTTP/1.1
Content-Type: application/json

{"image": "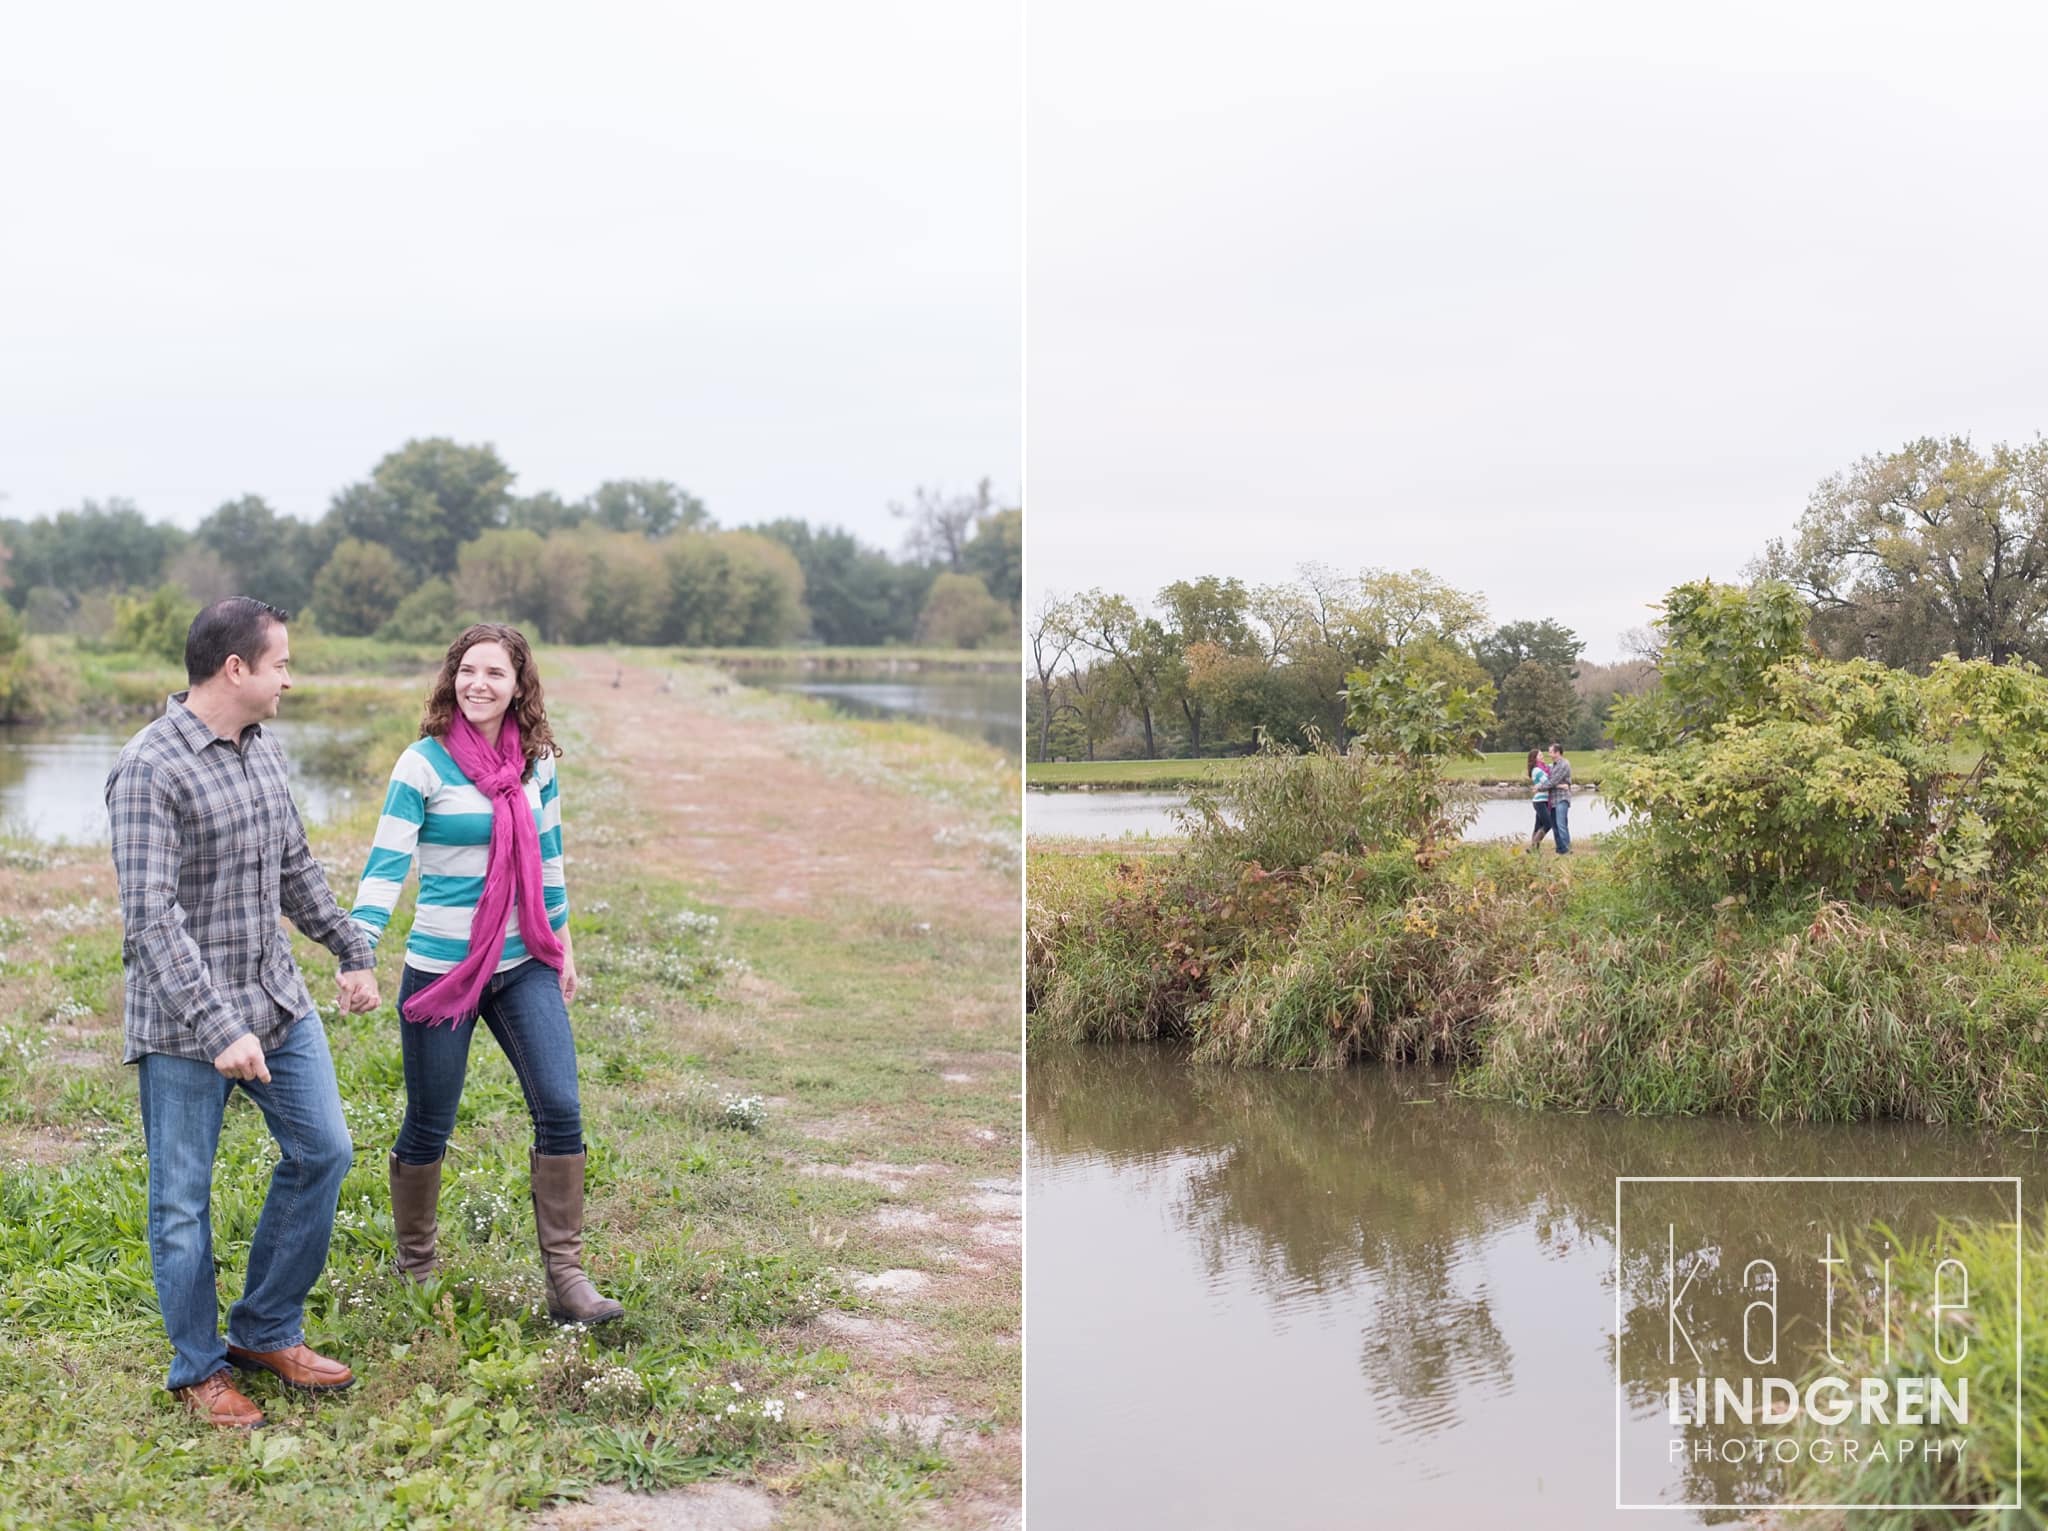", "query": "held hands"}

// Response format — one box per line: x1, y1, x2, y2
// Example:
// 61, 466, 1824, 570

559, 953, 579, 1006
337, 968, 381, 1015
212, 1034, 272, 1084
